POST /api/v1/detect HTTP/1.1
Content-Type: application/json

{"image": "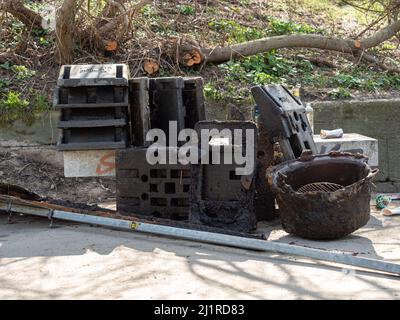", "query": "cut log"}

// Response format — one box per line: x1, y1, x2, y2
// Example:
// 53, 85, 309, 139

105, 40, 118, 52
143, 59, 159, 74
181, 48, 203, 67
